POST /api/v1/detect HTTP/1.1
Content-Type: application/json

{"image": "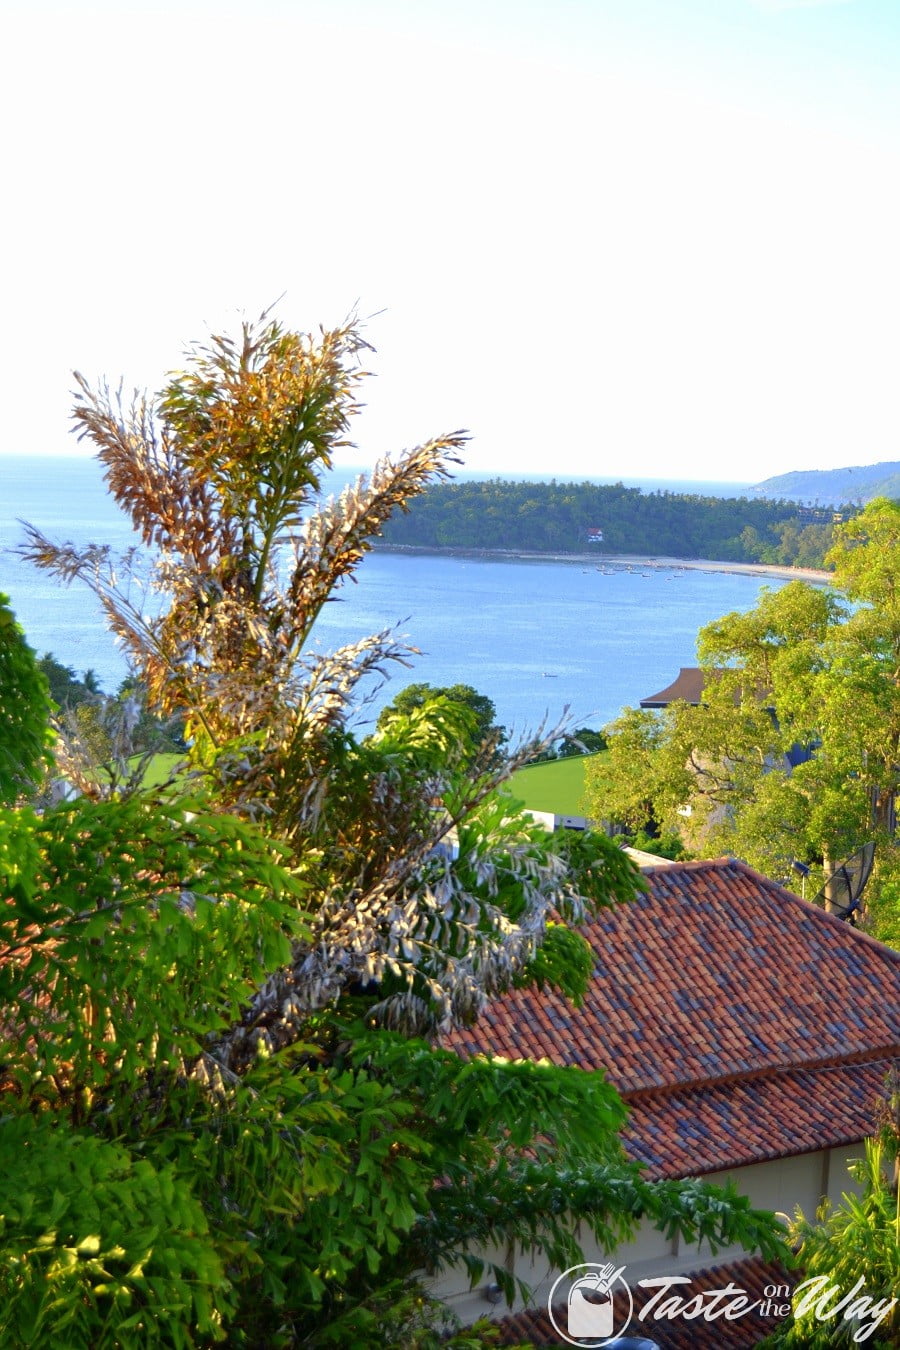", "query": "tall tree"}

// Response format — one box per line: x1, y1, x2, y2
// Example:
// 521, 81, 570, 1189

822, 497, 900, 839
27, 312, 584, 1053
588, 503, 900, 940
